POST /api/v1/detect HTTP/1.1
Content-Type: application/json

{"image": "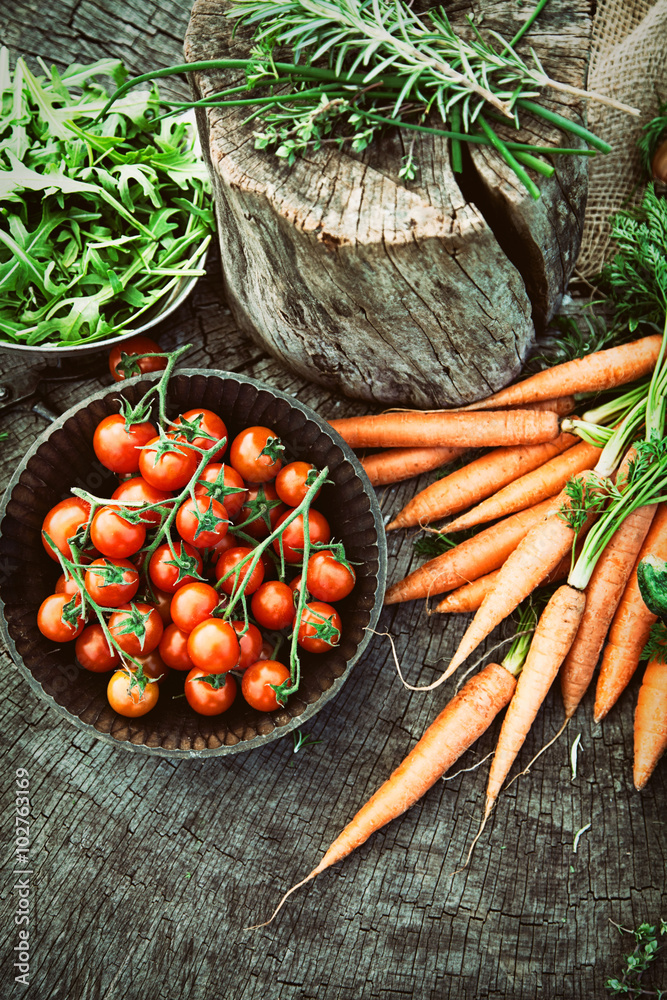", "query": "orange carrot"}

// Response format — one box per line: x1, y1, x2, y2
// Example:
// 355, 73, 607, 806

634, 657, 667, 790
384, 496, 561, 605
387, 432, 576, 530
442, 471, 599, 679
248, 661, 516, 928
462, 335, 662, 412
328, 409, 560, 450
483, 585, 585, 817
594, 503, 667, 722
361, 446, 467, 487
434, 549, 572, 615
445, 439, 602, 534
